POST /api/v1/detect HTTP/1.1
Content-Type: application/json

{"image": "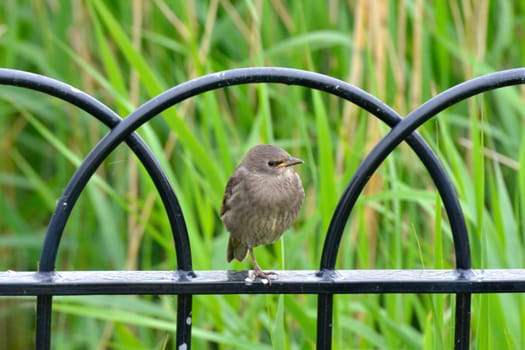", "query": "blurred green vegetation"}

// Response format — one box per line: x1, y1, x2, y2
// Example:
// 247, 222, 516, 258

1, 0, 525, 349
